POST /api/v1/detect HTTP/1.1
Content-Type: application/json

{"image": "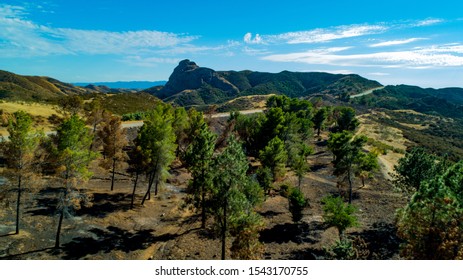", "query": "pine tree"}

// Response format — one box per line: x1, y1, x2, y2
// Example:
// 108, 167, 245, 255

136, 106, 176, 205
184, 121, 217, 228
313, 107, 328, 137
98, 115, 128, 191
4, 111, 41, 234
259, 136, 288, 181
211, 136, 263, 259
328, 131, 373, 203
53, 114, 98, 248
